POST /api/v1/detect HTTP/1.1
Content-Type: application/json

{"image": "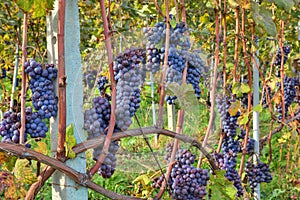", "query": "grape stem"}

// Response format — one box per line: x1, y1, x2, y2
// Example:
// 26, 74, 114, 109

233, 6, 239, 83
279, 20, 286, 122
89, 0, 116, 176
197, 5, 220, 168
20, 13, 28, 145
239, 3, 253, 176
151, 0, 164, 18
